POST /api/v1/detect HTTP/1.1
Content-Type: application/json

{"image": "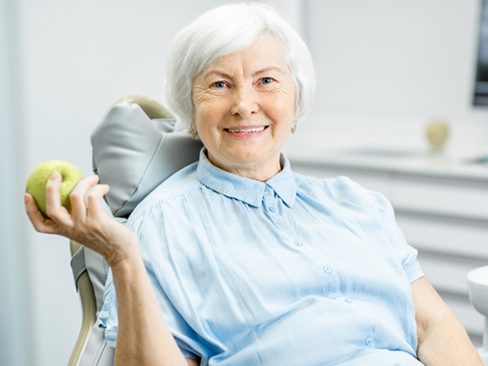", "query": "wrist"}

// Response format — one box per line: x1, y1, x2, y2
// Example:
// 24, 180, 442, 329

105, 237, 140, 269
